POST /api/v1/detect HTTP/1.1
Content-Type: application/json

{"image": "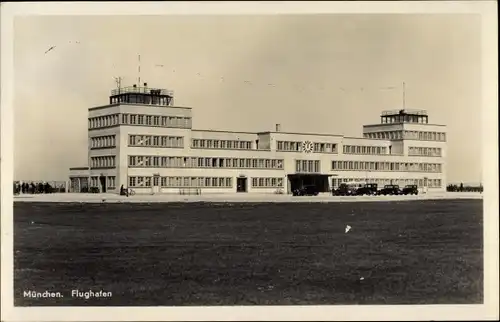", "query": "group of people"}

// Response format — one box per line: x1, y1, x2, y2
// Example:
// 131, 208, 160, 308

446, 183, 483, 193
13, 181, 59, 195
